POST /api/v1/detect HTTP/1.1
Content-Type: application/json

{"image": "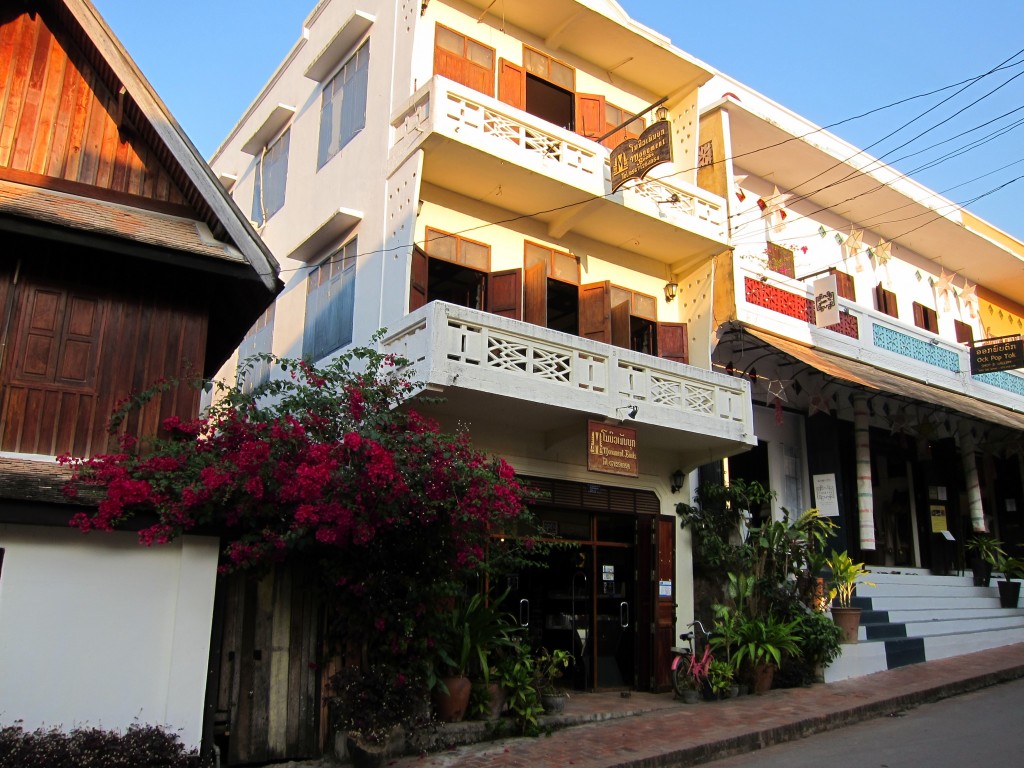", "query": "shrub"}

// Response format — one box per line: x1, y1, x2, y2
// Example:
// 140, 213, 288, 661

0, 722, 204, 768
